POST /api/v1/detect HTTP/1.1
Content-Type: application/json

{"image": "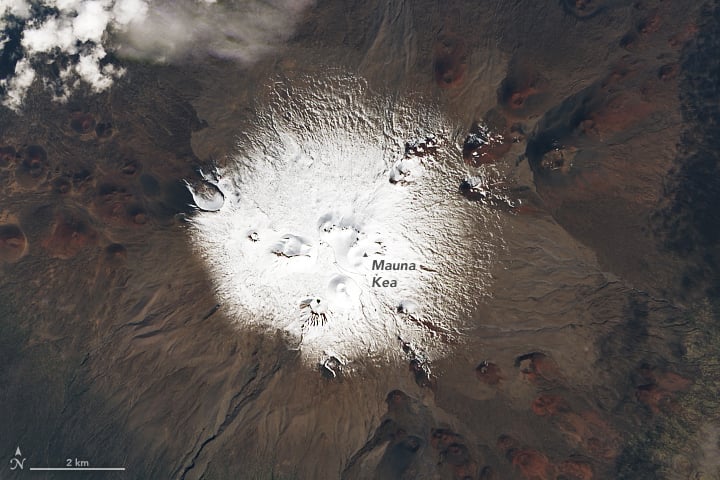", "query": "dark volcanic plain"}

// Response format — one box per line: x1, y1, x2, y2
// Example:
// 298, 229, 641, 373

2, 0, 720, 479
